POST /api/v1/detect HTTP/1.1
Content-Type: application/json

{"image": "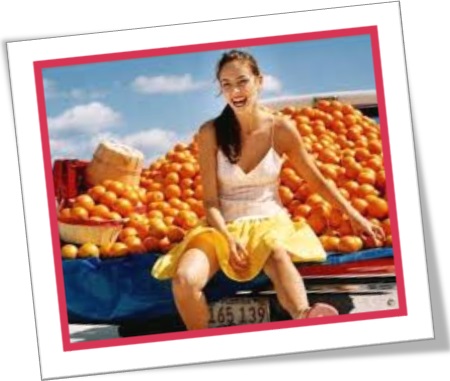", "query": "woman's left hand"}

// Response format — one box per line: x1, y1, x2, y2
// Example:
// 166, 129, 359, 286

349, 214, 386, 247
